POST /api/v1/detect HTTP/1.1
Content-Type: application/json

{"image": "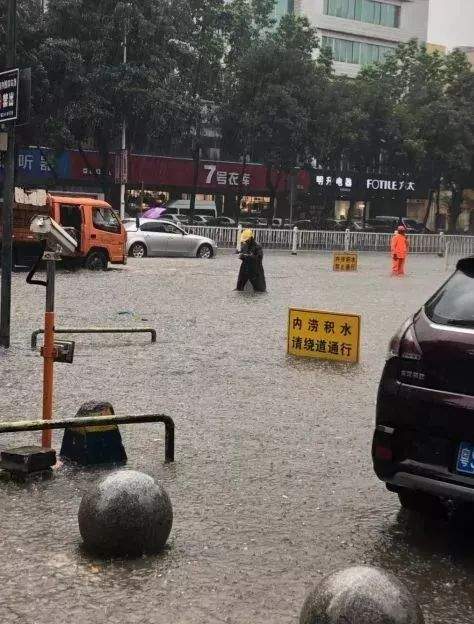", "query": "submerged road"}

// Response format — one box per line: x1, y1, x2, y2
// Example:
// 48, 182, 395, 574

0, 251, 468, 624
